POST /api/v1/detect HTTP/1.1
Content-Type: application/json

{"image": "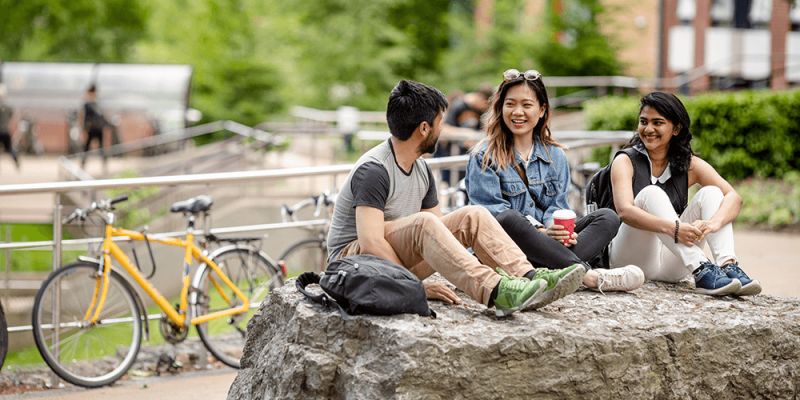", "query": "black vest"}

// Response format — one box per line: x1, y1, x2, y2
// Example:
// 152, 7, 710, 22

619, 146, 688, 215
